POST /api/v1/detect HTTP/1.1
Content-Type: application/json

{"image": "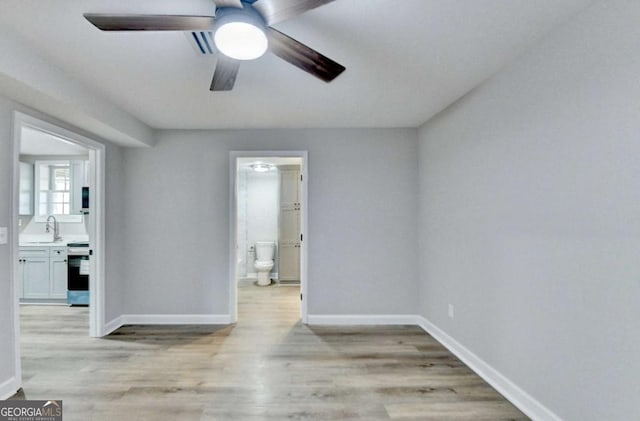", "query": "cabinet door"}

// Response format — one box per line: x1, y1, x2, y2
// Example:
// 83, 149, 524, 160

279, 168, 300, 205
50, 256, 68, 299
22, 258, 50, 299
278, 242, 300, 281
279, 204, 300, 243
19, 162, 34, 215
